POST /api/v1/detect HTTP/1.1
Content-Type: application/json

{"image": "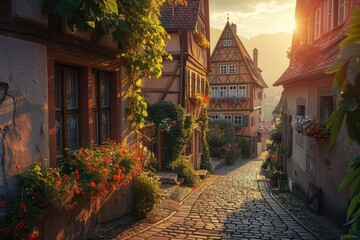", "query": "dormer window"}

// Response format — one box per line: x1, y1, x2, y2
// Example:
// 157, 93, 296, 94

223, 40, 232, 47
225, 31, 230, 38
314, 8, 321, 40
